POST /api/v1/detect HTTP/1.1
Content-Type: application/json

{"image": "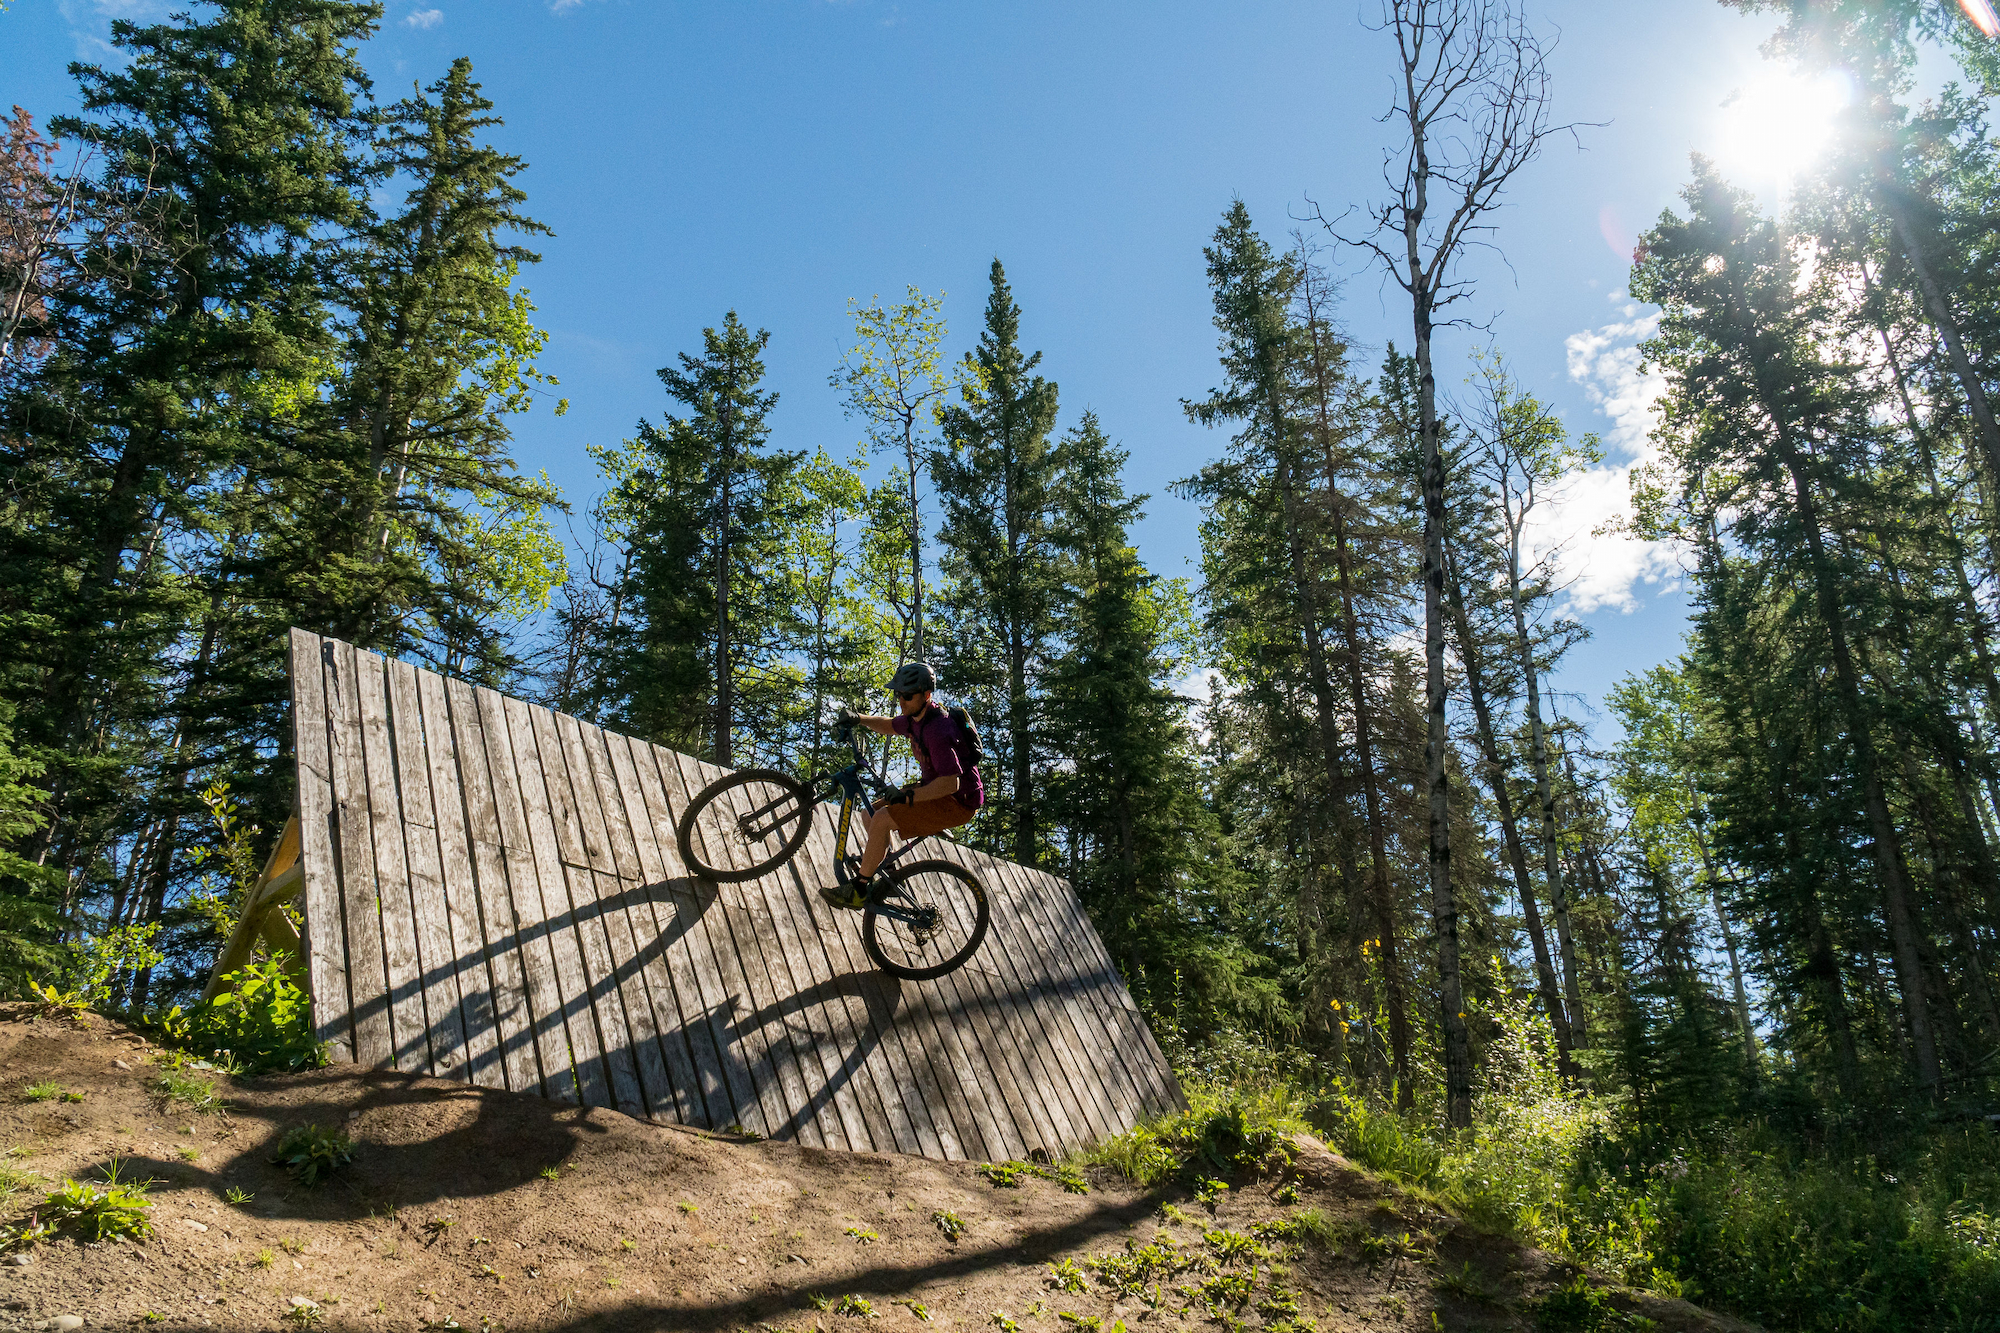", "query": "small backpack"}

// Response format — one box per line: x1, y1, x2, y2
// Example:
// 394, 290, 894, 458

945, 706, 984, 769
